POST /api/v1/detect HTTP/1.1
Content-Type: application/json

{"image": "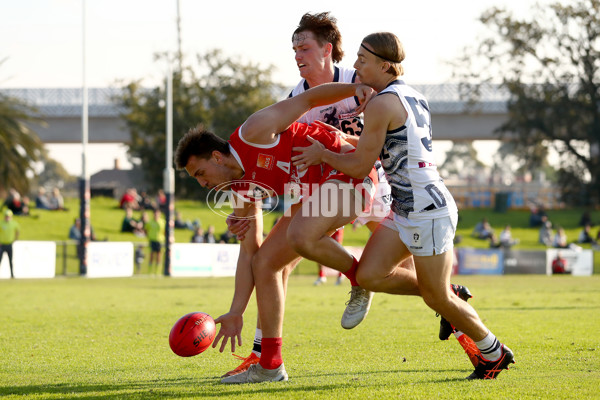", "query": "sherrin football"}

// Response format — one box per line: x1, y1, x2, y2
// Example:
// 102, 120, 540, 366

169, 312, 216, 357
